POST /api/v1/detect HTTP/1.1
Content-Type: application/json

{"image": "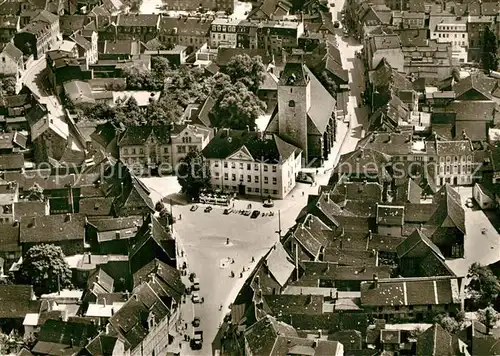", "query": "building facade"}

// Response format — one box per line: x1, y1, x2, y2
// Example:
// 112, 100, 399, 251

203, 130, 302, 199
